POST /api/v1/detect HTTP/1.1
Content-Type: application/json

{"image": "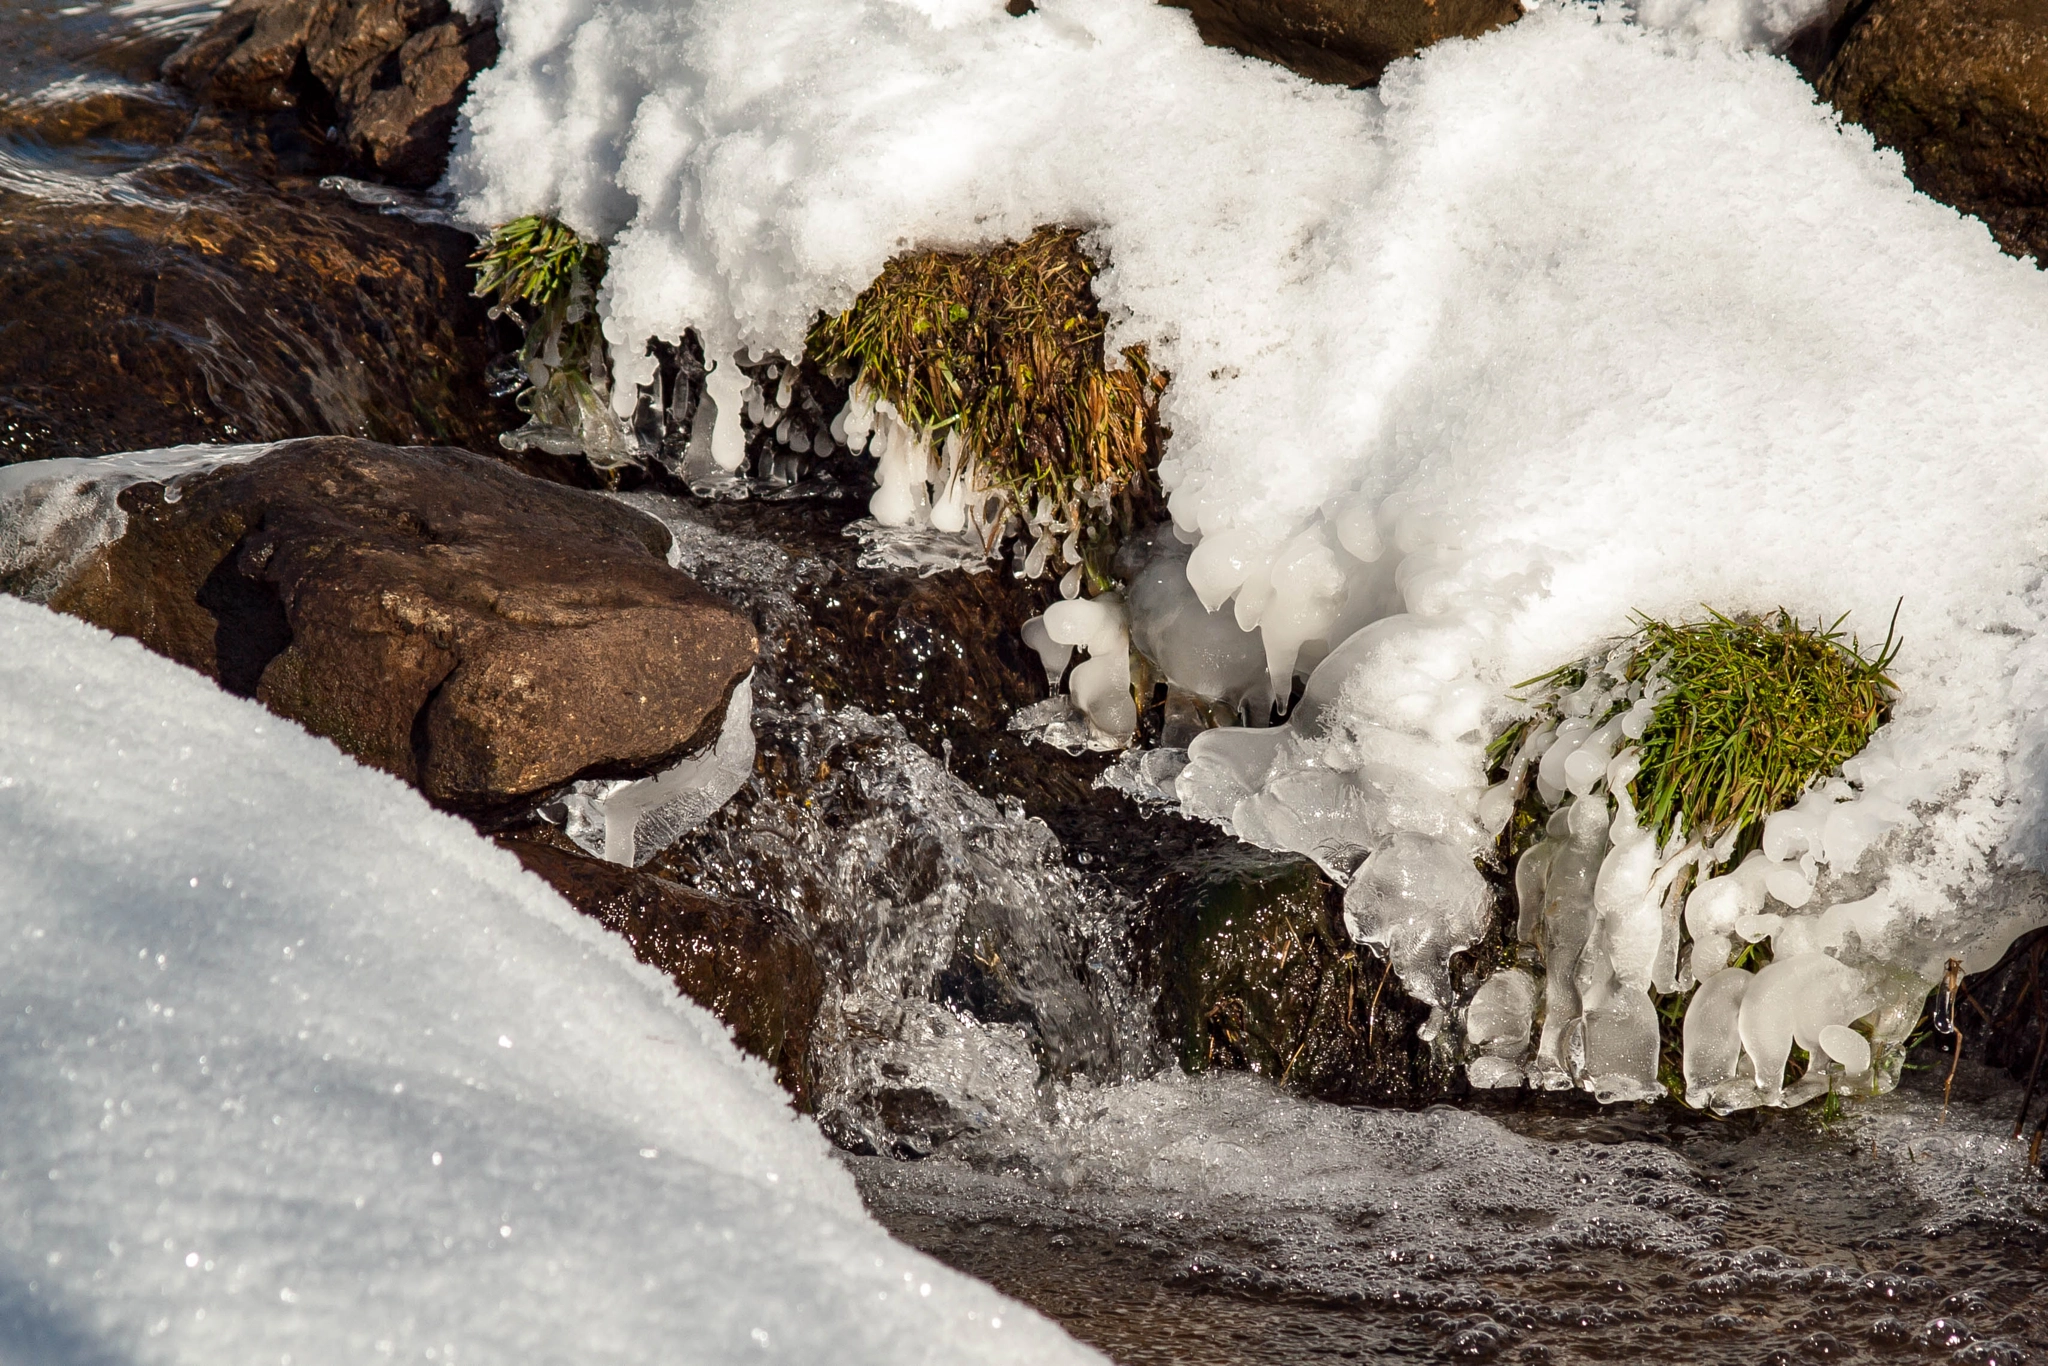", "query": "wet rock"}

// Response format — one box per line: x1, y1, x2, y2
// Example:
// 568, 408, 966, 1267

1141, 844, 1461, 1105
1958, 925, 2048, 1084
0, 104, 512, 462
499, 829, 823, 1107
1818, 0, 2048, 265
48, 438, 757, 809
163, 0, 496, 187
1163, 0, 1522, 87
